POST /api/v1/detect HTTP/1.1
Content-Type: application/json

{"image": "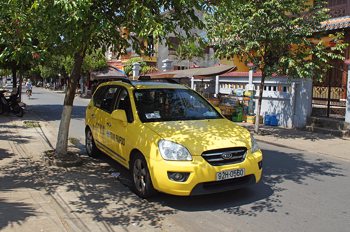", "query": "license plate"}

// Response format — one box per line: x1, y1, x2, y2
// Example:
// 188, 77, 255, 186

216, 168, 245, 181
